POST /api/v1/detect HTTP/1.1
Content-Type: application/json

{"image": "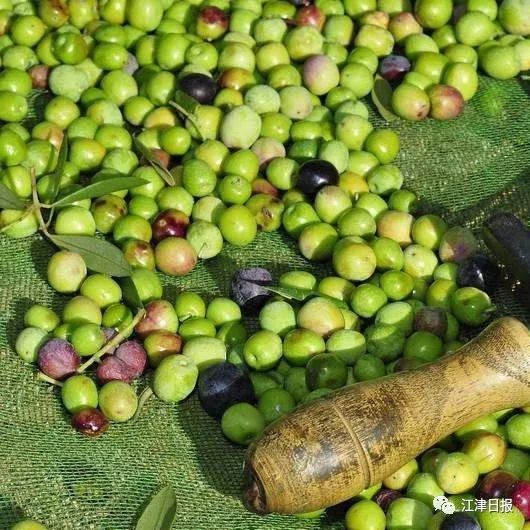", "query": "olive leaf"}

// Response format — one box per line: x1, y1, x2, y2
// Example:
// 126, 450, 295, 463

134, 136, 175, 187
51, 176, 148, 207
264, 285, 349, 310
170, 90, 199, 120
0, 181, 26, 210
48, 137, 69, 204
121, 276, 144, 310
48, 234, 131, 277
371, 75, 399, 122
135, 485, 177, 530
169, 91, 202, 140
